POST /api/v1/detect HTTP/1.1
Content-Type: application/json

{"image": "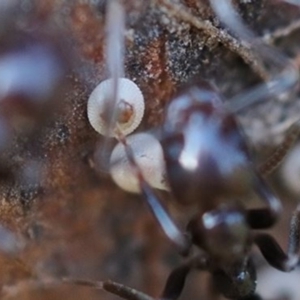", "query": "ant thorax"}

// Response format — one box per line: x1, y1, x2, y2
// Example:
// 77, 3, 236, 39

188, 205, 251, 262
161, 81, 253, 207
